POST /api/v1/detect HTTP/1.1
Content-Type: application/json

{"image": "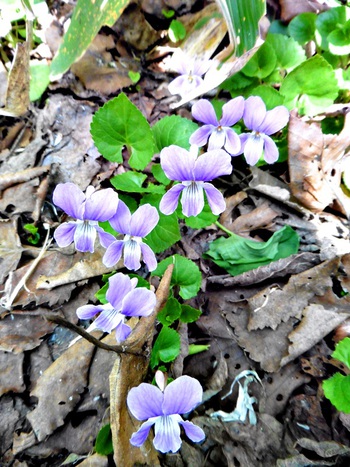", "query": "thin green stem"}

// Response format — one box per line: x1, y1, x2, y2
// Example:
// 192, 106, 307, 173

215, 221, 234, 237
